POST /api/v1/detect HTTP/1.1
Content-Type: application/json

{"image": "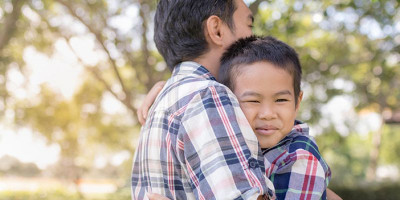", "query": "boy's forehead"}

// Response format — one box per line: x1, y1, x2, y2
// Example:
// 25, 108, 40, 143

234, 61, 295, 86
239, 61, 279, 71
